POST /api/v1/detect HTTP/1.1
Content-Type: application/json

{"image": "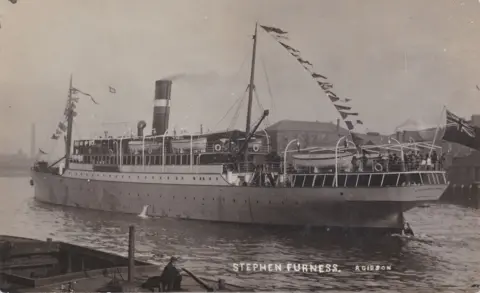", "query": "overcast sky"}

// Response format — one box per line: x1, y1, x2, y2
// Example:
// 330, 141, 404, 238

1, 0, 479, 155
